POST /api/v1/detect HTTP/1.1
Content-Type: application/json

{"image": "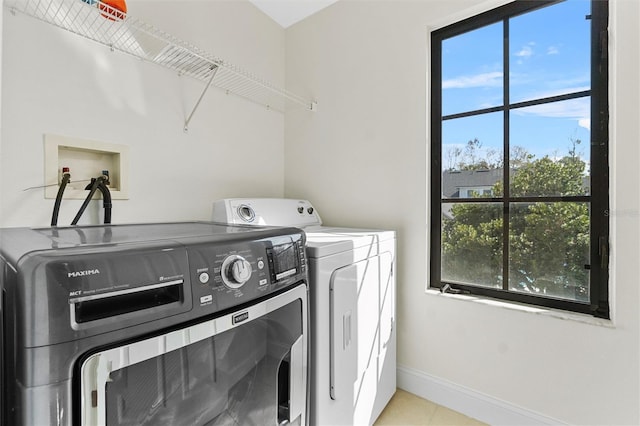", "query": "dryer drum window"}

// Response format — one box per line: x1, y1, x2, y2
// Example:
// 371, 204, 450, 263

79, 288, 307, 426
